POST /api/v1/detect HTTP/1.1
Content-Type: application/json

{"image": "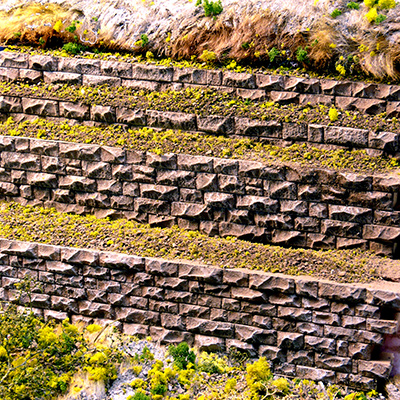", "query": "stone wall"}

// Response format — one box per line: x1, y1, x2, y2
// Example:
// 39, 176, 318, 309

1, 135, 400, 256
0, 238, 399, 390
0, 51, 399, 155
